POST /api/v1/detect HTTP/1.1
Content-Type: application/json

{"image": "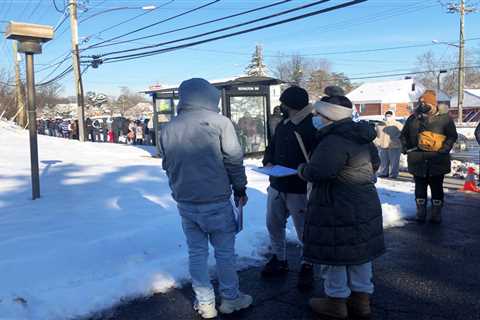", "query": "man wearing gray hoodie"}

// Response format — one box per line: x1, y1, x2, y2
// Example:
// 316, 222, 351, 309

160, 78, 252, 319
